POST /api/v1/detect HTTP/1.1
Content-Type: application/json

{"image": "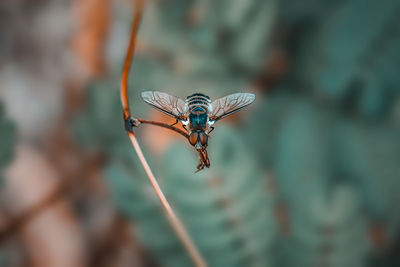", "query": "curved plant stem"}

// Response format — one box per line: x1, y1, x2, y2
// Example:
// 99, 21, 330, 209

127, 132, 206, 267
120, 0, 143, 121
120, 1, 206, 266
